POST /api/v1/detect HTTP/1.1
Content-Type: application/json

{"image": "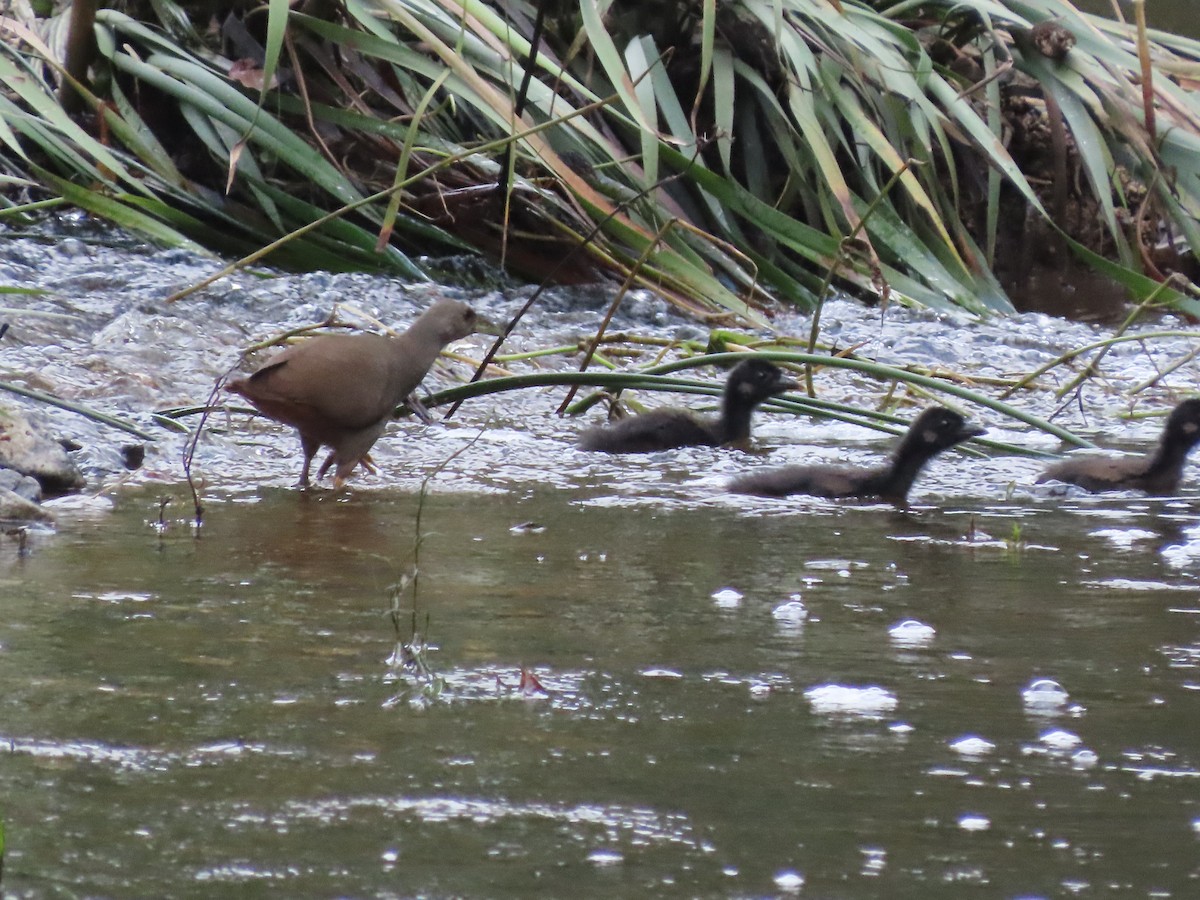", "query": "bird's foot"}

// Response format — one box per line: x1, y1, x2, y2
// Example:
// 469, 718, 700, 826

405, 392, 436, 425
